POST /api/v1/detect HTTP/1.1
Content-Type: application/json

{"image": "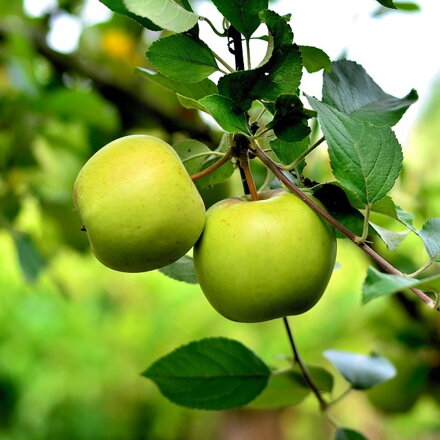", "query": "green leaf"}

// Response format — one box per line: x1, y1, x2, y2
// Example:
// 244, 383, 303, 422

324, 350, 396, 390
99, 0, 162, 30
376, 0, 397, 9
195, 157, 235, 189
173, 139, 212, 174
308, 97, 402, 205
12, 232, 46, 283
395, 2, 420, 11
418, 218, 440, 261
362, 267, 440, 304
159, 255, 198, 284
370, 223, 409, 251
257, 9, 293, 66
219, 45, 302, 111
199, 95, 250, 135
146, 34, 218, 83
312, 183, 366, 238
123, 0, 198, 33
143, 338, 270, 410
300, 46, 331, 73
269, 137, 309, 168
248, 371, 310, 409
323, 60, 417, 127
137, 69, 217, 100
267, 94, 314, 142
335, 428, 368, 440
211, 0, 269, 39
